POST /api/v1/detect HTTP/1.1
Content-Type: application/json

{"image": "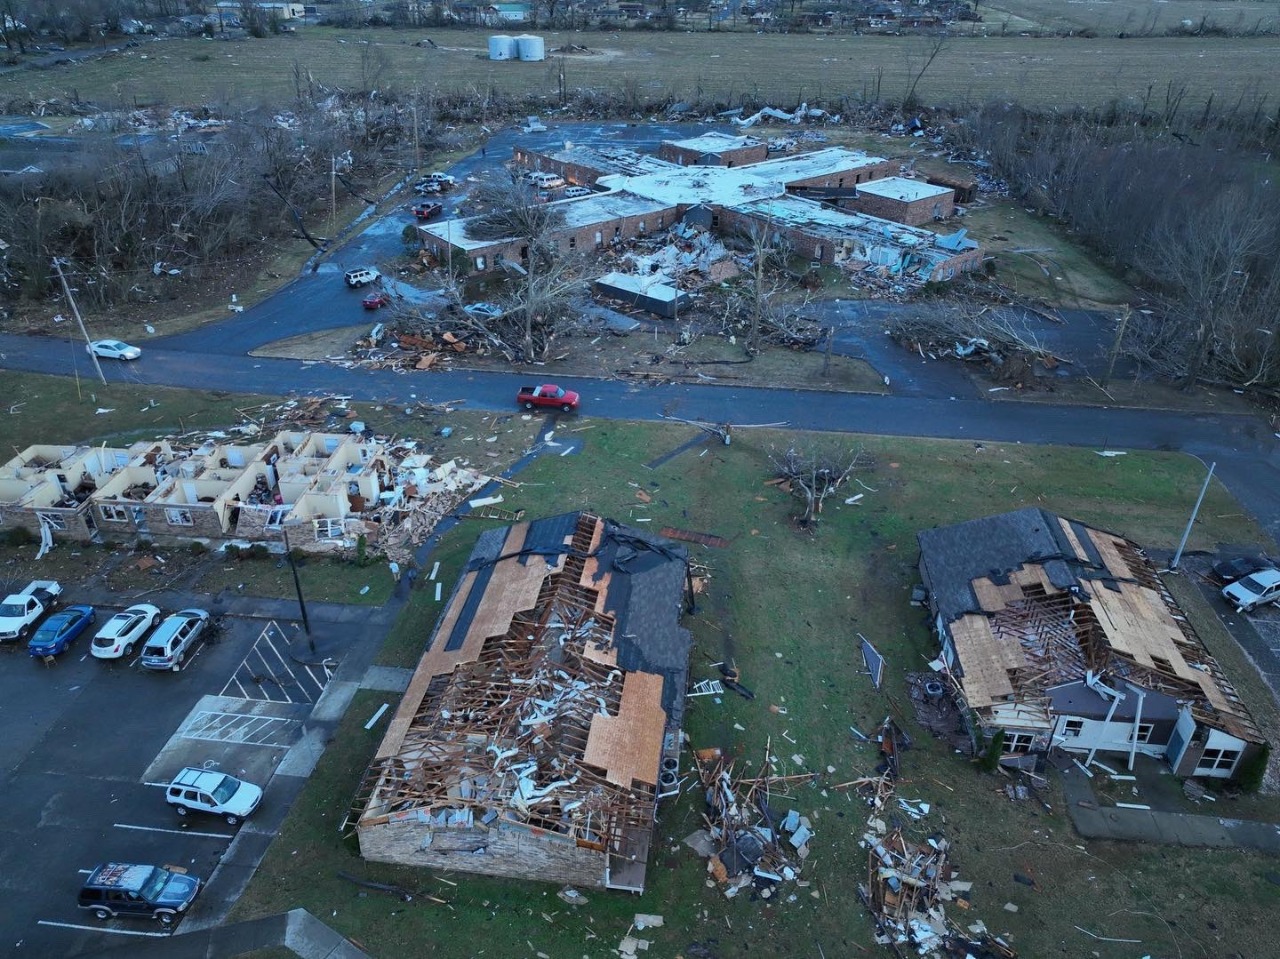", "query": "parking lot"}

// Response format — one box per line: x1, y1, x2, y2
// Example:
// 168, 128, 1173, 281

0, 592, 378, 956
